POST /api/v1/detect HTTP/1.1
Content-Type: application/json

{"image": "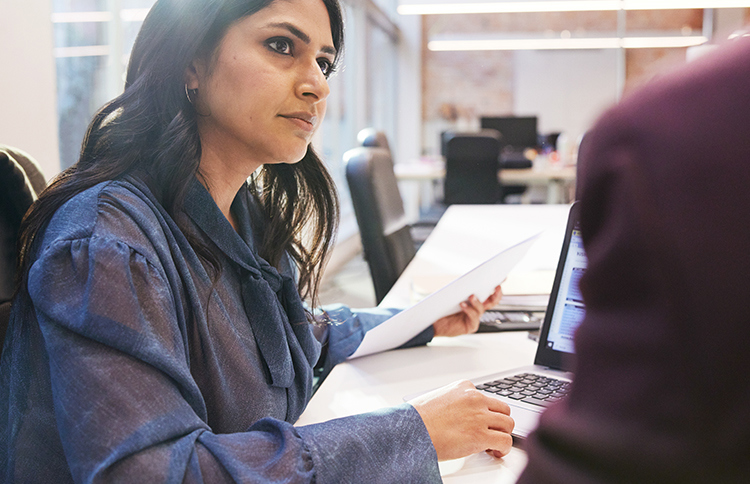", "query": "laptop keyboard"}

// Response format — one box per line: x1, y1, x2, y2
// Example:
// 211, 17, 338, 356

477, 372, 570, 408
477, 310, 545, 332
